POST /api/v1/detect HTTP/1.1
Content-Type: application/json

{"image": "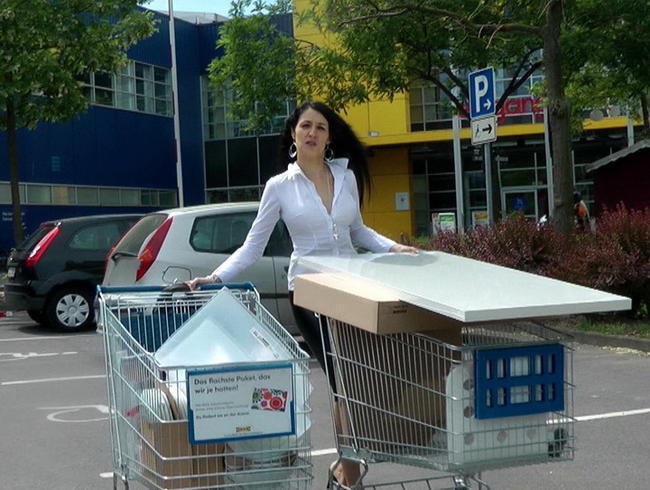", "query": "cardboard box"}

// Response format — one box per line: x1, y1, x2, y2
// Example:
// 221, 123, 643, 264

140, 420, 223, 489
293, 273, 466, 335
139, 383, 223, 489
